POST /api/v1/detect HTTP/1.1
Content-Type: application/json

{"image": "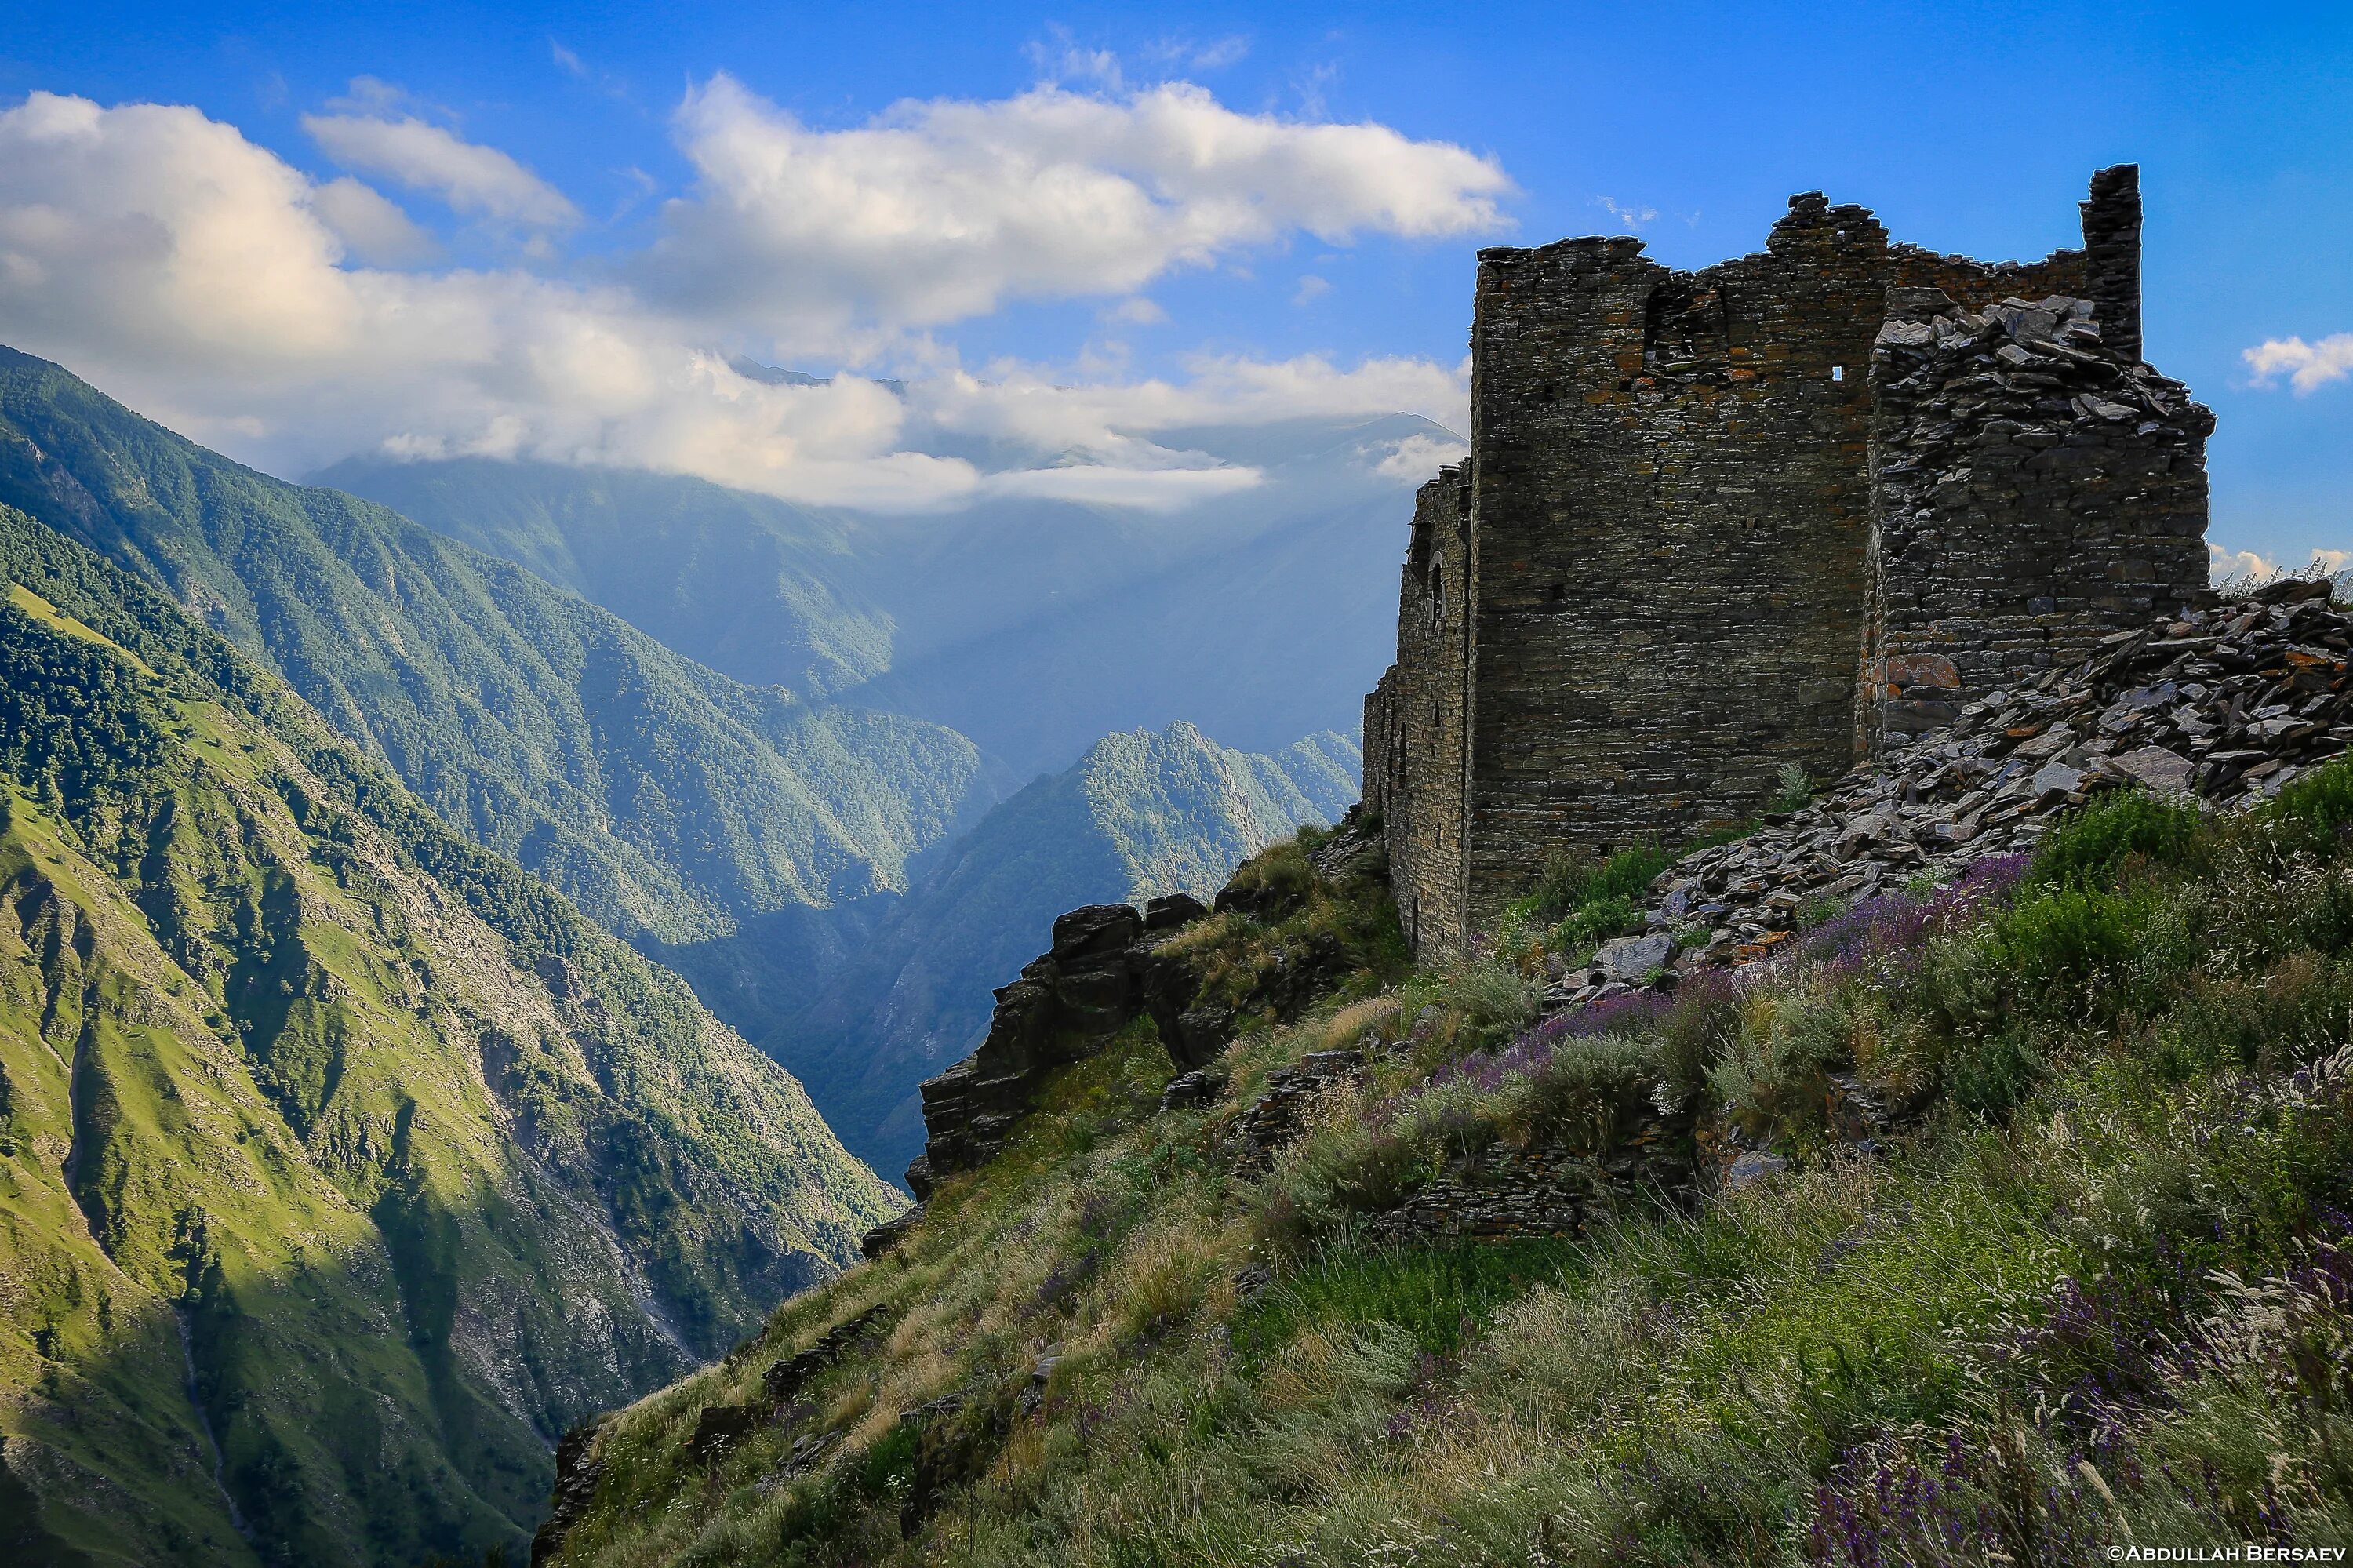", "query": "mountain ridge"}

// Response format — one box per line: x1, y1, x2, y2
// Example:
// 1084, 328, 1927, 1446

0, 500, 902, 1565
321, 412, 1436, 777
663, 721, 1361, 1179
0, 345, 995, 948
